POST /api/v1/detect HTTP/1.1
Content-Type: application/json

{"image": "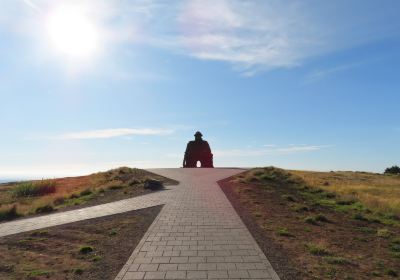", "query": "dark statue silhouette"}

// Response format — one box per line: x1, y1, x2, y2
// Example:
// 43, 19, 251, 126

183, 131, 214, 168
